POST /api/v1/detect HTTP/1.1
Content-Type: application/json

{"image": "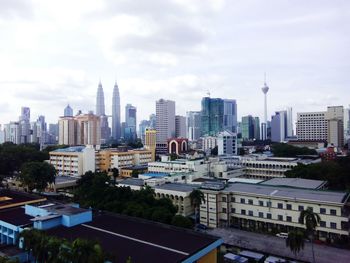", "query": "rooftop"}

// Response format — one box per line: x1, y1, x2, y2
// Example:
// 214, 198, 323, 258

154, 183, 199, 193
119, 178, 144, 187
46, 212, 221, 263
52, 146, 86, 153
0, 207, 33, 226
0, 189, 46, 210
224, 183, 349, 204
261, 178, 327, 189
